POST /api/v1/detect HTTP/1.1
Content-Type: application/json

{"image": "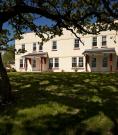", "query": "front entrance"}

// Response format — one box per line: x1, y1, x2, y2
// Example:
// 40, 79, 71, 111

23, 52, 49, 72
90, 54, 109, 72
85, 53, 116, 72
83, 48, 117, 72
